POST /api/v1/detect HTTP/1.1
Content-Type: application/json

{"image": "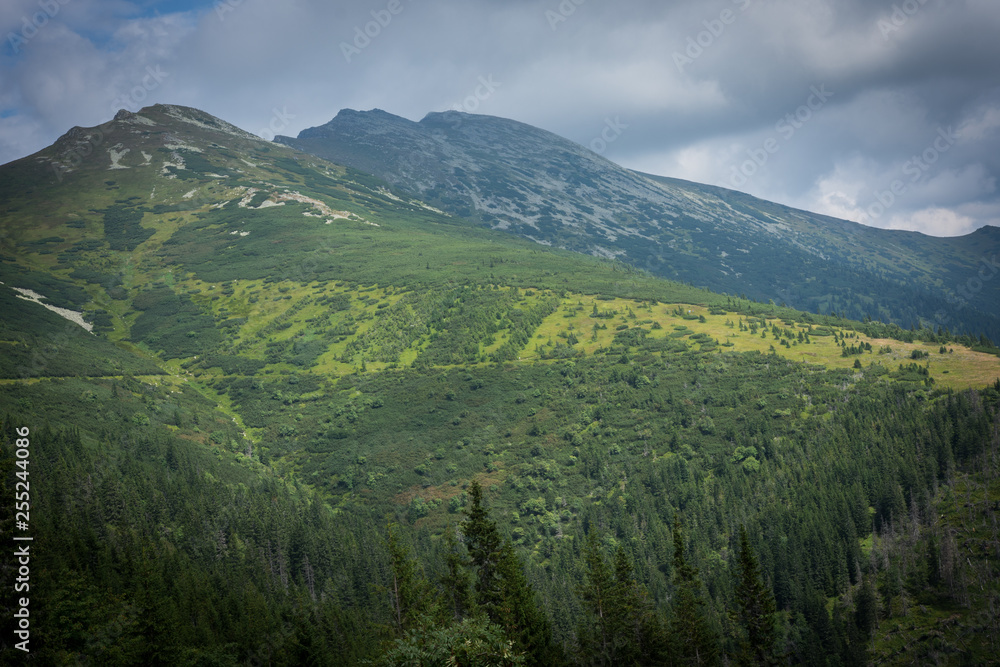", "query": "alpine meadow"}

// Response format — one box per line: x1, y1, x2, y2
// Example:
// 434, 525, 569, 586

0, 27, 999, 658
